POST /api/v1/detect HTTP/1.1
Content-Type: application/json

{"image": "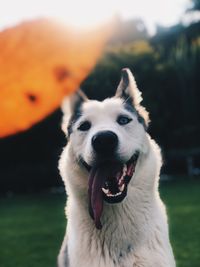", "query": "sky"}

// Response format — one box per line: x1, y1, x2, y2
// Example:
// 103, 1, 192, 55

0, 0, 191, 34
